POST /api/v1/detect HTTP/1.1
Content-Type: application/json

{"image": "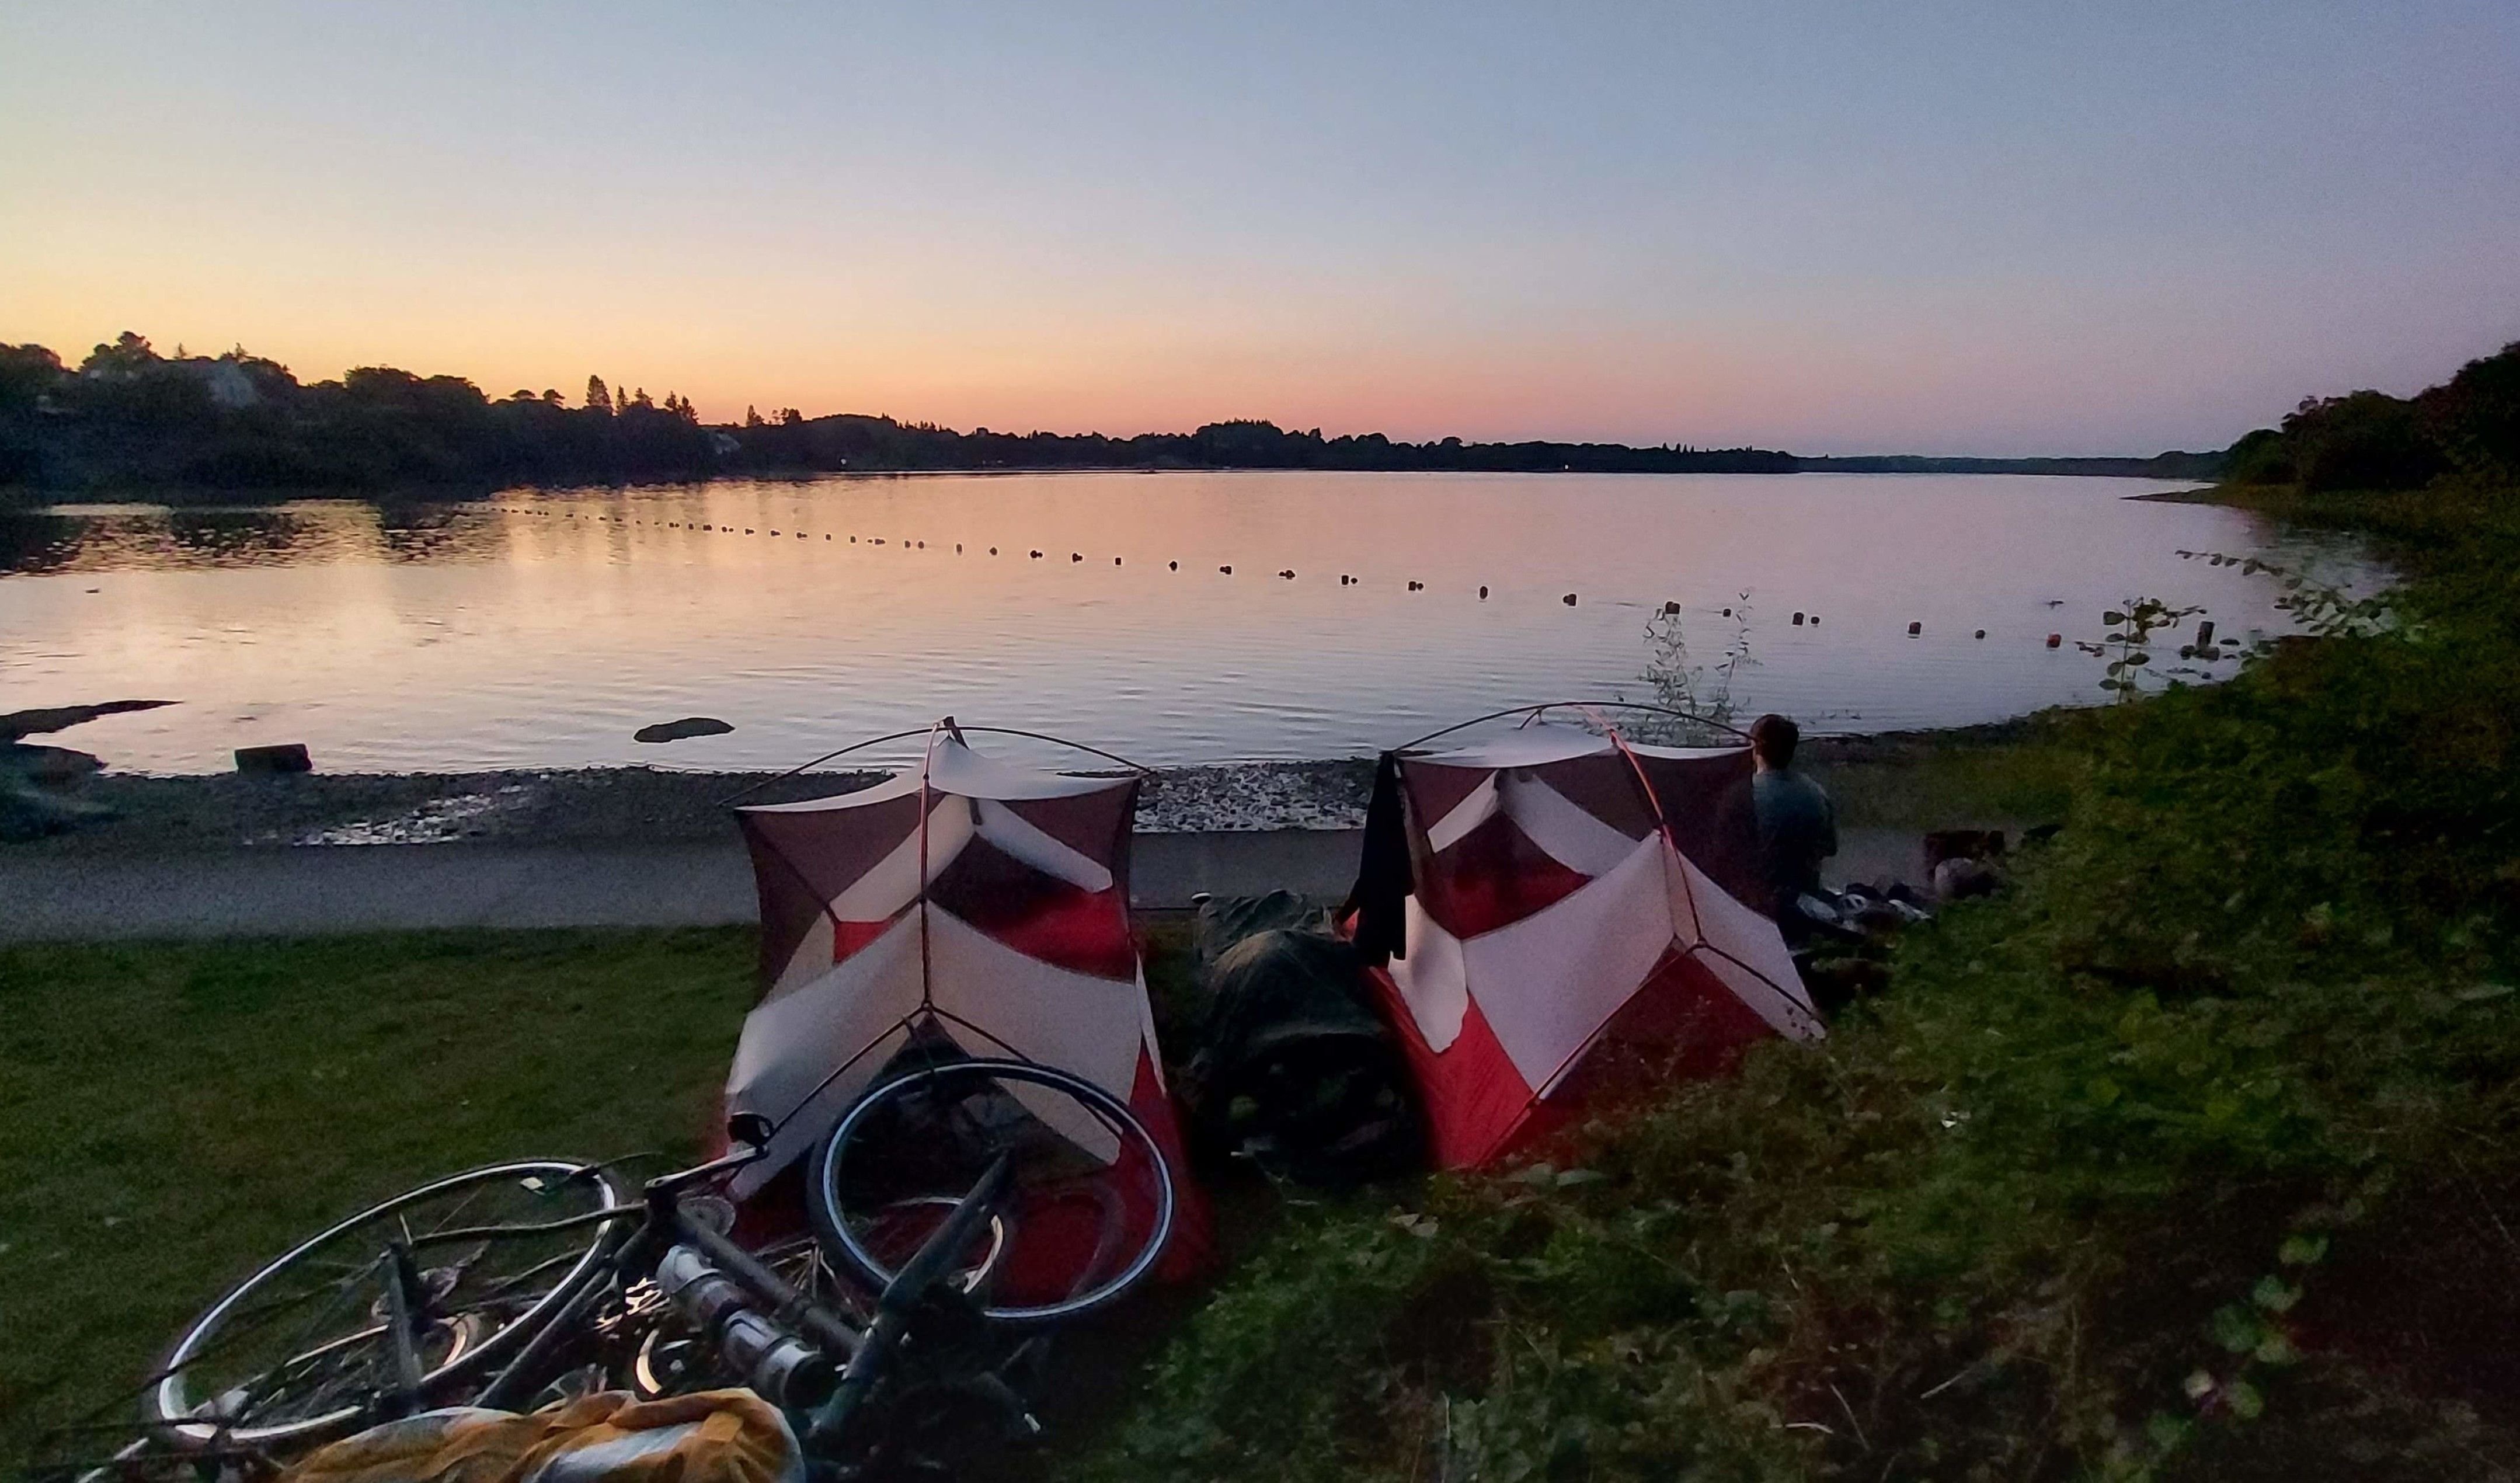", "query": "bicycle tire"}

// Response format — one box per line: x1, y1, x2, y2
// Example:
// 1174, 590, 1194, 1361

147, 1158, 630, 1449
806, 1059, 1175, 1325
